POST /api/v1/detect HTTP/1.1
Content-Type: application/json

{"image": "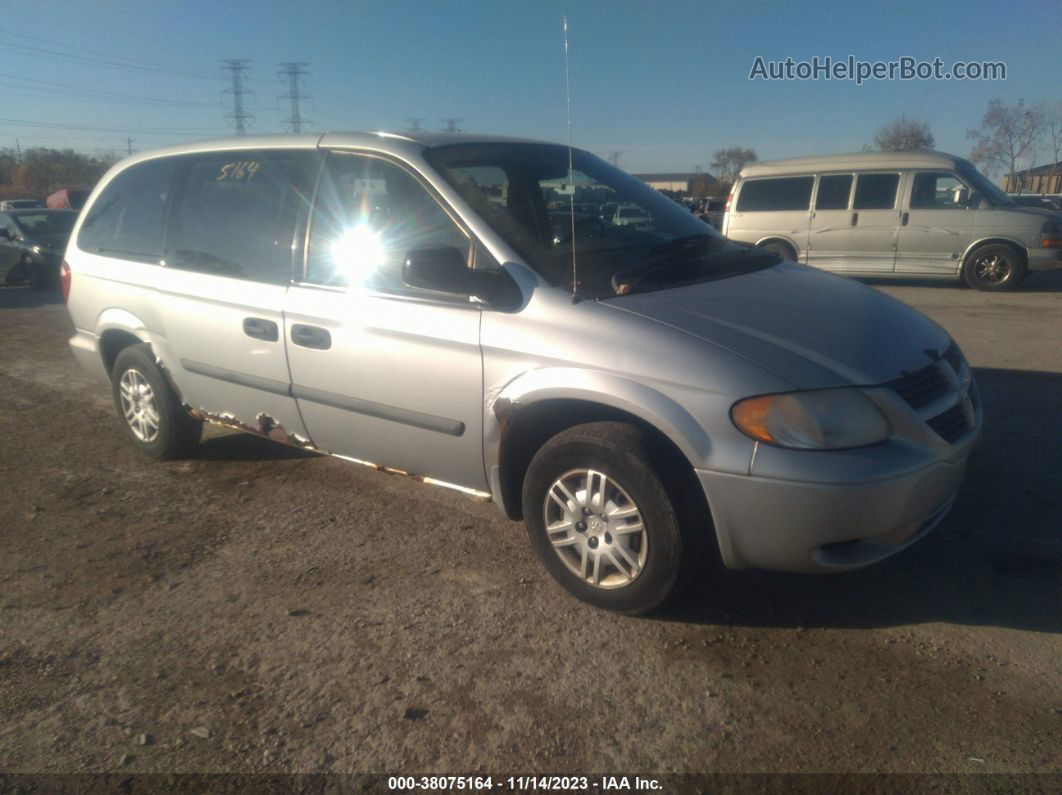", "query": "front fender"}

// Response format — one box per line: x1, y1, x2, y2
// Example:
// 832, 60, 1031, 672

488, 366, 712, 466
